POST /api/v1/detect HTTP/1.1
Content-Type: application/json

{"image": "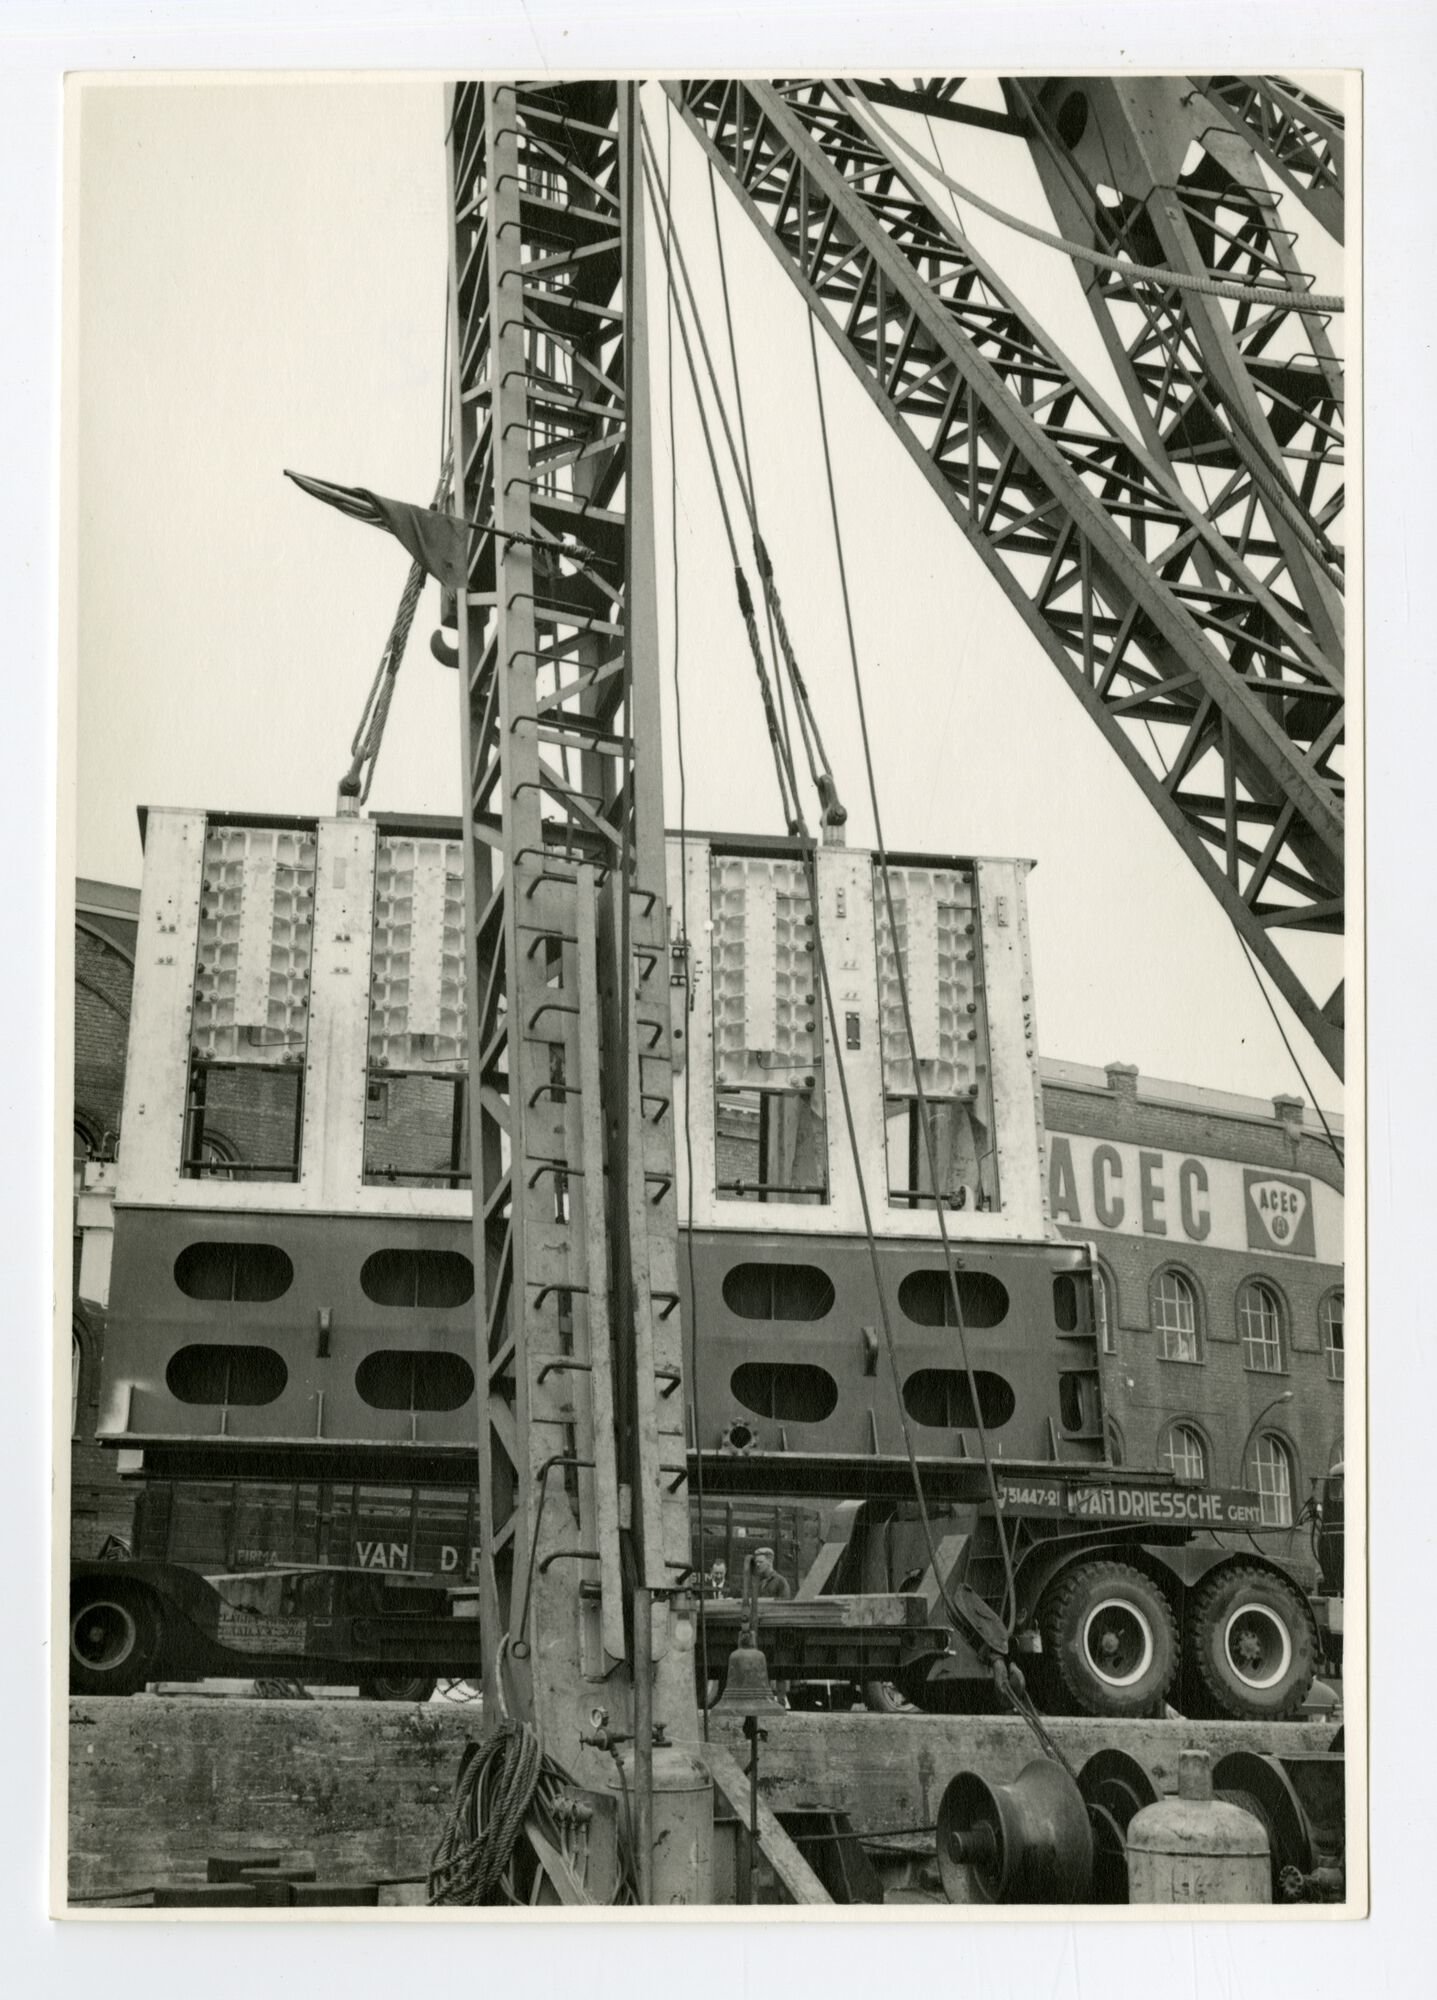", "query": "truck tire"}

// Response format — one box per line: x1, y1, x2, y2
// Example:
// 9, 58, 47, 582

1186, 1563, 1317, 1720
356, 1675, 439, 1703
70, 1584, 159, 1697
864, 1679, 917, 1714
1040, 1561, 1179, 1718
